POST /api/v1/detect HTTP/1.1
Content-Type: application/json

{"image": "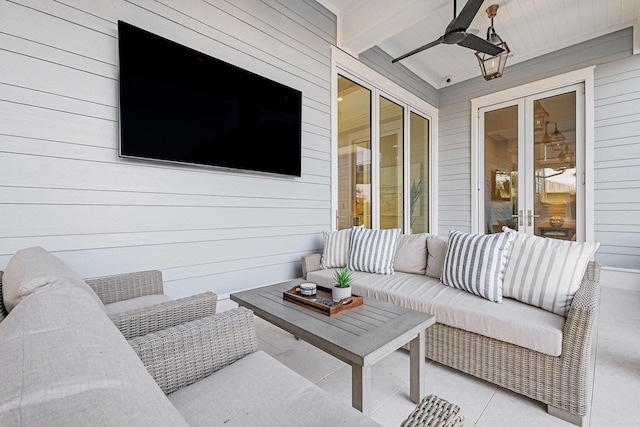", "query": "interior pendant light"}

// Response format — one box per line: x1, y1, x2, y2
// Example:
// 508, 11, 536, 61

534, 100, 549, 132
475, 4, 510, 81
550, 122, 566, 150
540, 121, 552, 145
